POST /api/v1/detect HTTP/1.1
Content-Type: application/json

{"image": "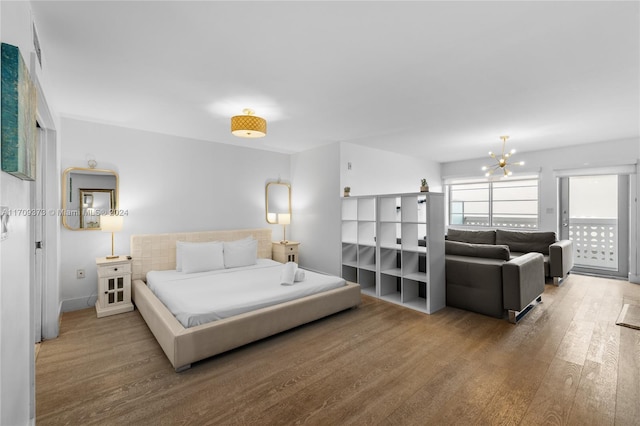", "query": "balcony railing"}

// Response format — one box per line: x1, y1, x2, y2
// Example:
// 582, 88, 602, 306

568, 218, 617, 270
457, 216, 538, 229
